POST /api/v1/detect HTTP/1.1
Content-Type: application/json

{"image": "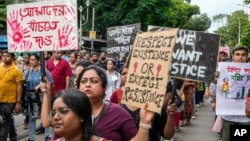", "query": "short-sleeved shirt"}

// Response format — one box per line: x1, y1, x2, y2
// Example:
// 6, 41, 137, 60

26, 68, 54, 90
0, 64, 23, 103
95, 103, 137, 141
46, 58, 72, 95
